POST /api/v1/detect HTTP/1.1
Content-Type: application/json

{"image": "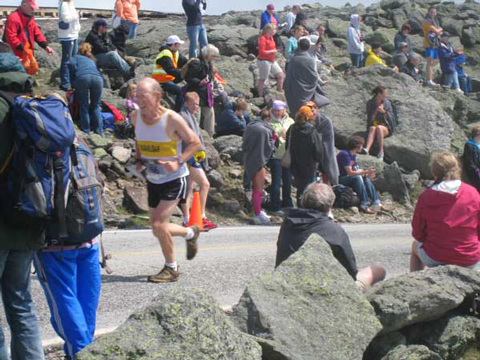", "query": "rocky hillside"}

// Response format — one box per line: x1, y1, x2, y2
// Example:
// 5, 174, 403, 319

30, 0, 480, 228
